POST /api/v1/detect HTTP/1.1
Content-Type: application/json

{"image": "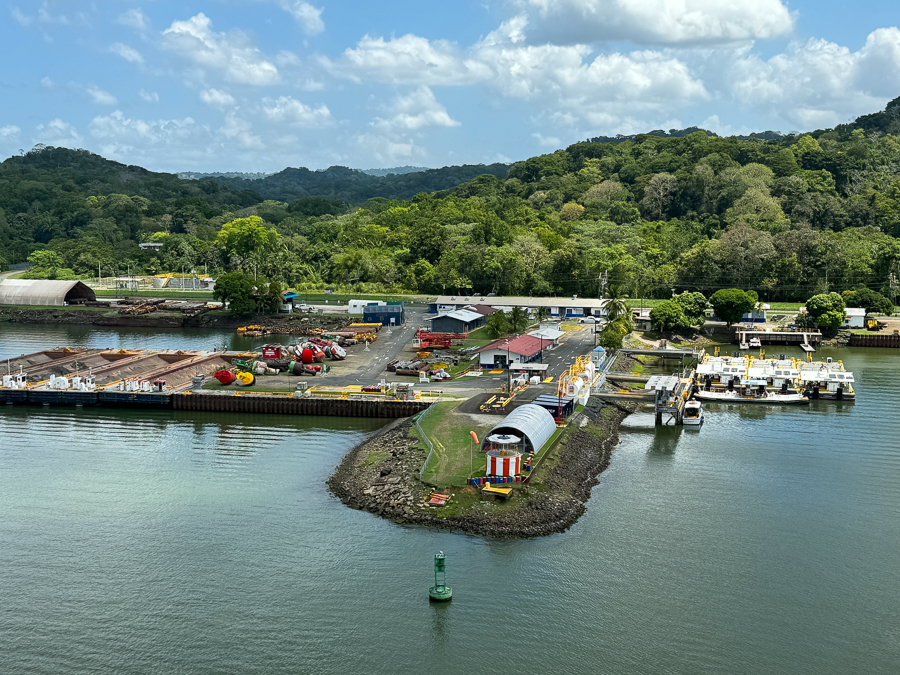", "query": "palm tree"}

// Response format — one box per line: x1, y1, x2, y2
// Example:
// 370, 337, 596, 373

509, 306, 528, 333
603, 288, 630, 324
